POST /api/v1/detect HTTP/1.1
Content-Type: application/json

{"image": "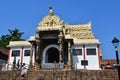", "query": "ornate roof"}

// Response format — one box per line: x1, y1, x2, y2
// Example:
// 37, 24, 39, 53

65, 22, 101, 44
36, 6, 101, 45
38, 6, 64, 27
65, 22, 94, 39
